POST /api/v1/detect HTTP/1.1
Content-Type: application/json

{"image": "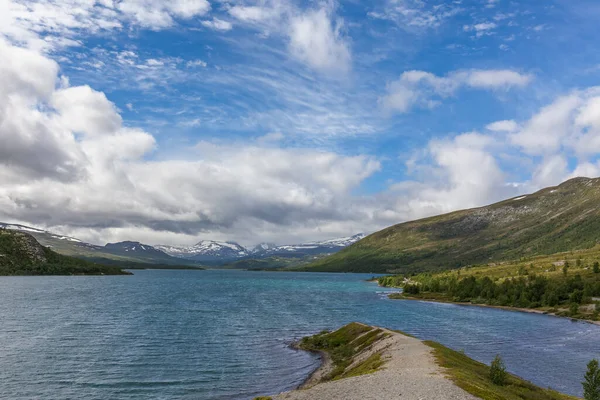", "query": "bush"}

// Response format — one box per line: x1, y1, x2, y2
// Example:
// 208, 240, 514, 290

490, 355, 507, 386
594, 262, 600, 274
403, 284, 420, 295
583, 359, 600, 400
570, 302, 580, 316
